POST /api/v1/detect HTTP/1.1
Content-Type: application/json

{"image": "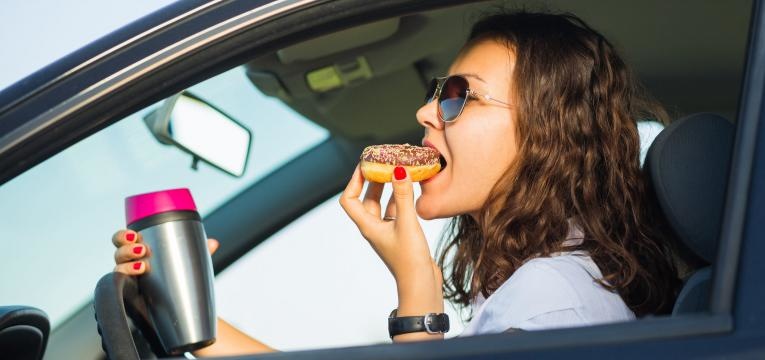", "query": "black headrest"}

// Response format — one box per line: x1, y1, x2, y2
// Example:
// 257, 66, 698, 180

644, 113, 734, 264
